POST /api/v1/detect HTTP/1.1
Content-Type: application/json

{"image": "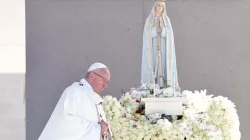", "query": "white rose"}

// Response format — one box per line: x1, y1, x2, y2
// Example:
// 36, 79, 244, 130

122, 136, 130, 140
151, 136, 158, 140
108, 100, 114, 106
164, 87, 174, 97
138, 131, 145, 138
129, 134, 137, 139
149, 128, 157, 135
143, 135, 151, 140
